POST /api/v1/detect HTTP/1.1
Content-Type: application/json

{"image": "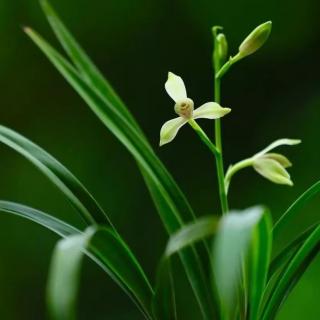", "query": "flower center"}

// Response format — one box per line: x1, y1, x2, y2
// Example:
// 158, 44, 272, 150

174, 98, 194, 119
